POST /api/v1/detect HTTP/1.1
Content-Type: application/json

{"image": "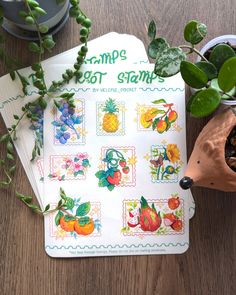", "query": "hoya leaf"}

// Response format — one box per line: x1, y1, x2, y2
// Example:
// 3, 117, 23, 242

76, 202, 91, 216
209, 44, 235, 71
184, 20, 207, 45
195, 61, 218, 80
148, 38, 169, 59
55, 210, 63, 226
210, 78, 236, 99
154, 47, 186, 77
180, 61, 208, 89
186, 91, 199, 112
218, 56, 236, 92
148, 20, 156, 40
189, 88, 221, 117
